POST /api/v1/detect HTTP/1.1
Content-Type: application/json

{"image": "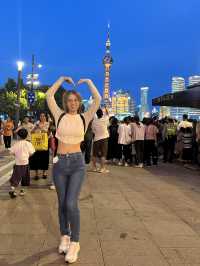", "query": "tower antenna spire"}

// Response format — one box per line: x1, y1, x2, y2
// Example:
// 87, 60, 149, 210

103, 22, 113, 108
